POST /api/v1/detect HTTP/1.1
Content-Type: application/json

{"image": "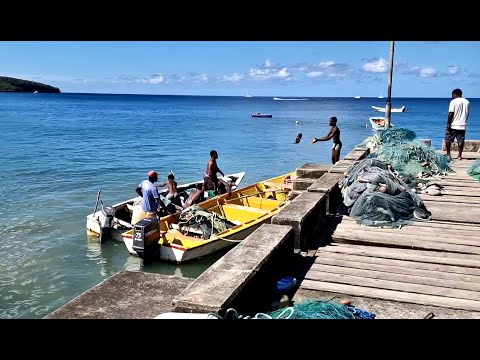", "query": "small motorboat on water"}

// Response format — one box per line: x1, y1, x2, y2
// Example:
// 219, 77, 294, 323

372, 105, 406, 113
251, 113, 273, 118
85, 172, 246, 244
369, 116, 394, 131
